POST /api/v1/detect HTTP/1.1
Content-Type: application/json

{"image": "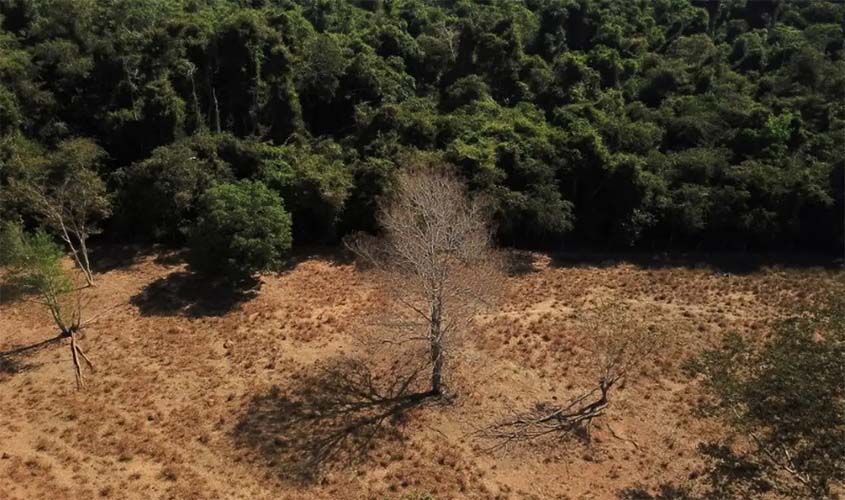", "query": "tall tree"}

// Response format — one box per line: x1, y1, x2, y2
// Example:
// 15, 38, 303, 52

10, 138, 111, 287
347, 161, 502, 396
